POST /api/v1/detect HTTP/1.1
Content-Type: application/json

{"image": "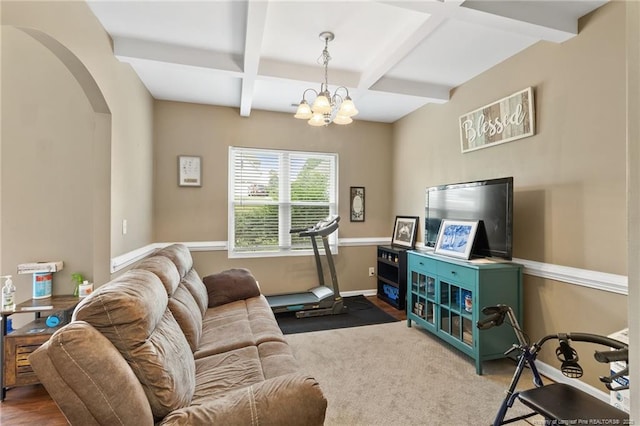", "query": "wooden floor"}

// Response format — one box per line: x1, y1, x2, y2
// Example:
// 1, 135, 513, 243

0, 295, 405, 424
